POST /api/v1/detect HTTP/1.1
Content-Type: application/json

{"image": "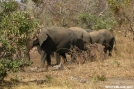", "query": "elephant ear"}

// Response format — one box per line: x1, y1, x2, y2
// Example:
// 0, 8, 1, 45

38, 32, 48, 46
